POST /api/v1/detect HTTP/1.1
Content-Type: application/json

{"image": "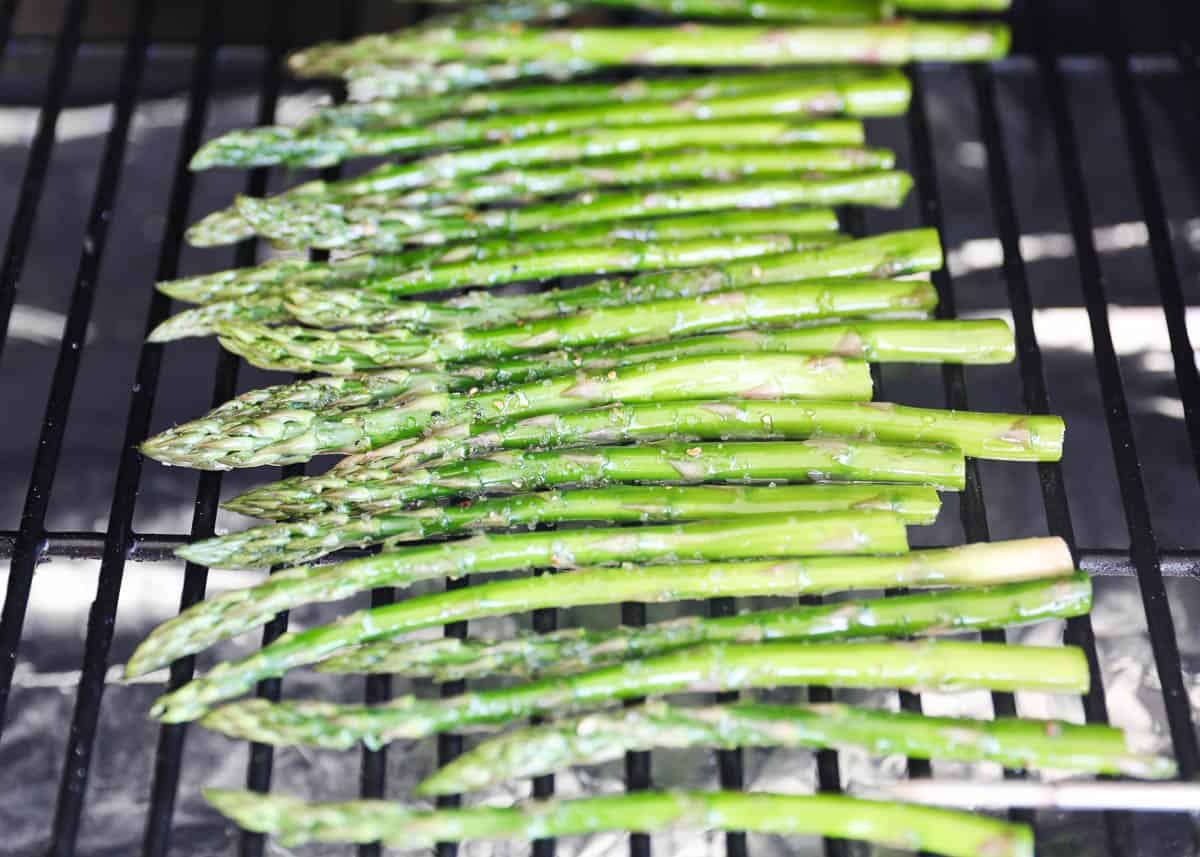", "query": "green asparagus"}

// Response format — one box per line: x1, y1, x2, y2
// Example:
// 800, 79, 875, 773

182, 483, 942, 568
128, 509, 911, 683
233, 172, 912, 250
227, 397, 1059, 520
219, 438, 965, 526
299, 70, 905, 132
191, 79, 910, 169
168, 207, 843, 304
141, 353, 875, 469
192, 639, 1089, 738
204, 789, 1033, 857
288, 22, 1010, 77
187, 125, 865, 239
319, 574, 1092, 679
215, 279, 936, 373
420, 698, 1173, 797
